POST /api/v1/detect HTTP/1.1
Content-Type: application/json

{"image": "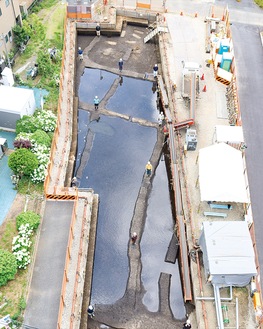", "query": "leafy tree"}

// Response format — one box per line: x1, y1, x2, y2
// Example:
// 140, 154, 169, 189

12, 24, 29, 47
23, 14, 46, 42
0, 249, 17, 286
31, 129, 51, 147
8, 148, 38, 176
37, 49, 55, 78
16, 211, 40, 231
